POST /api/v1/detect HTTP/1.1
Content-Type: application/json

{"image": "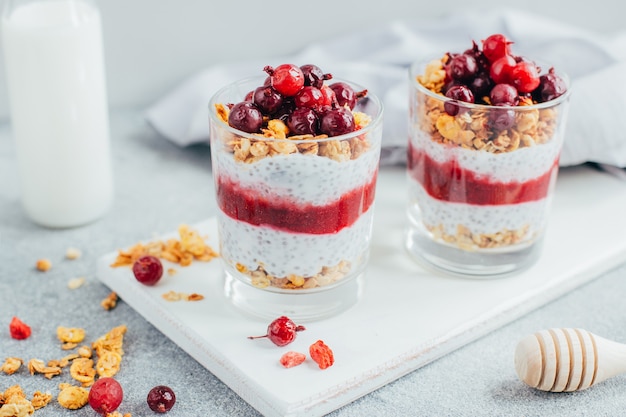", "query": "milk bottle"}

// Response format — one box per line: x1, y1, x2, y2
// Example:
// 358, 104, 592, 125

2, 0, 113, 228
